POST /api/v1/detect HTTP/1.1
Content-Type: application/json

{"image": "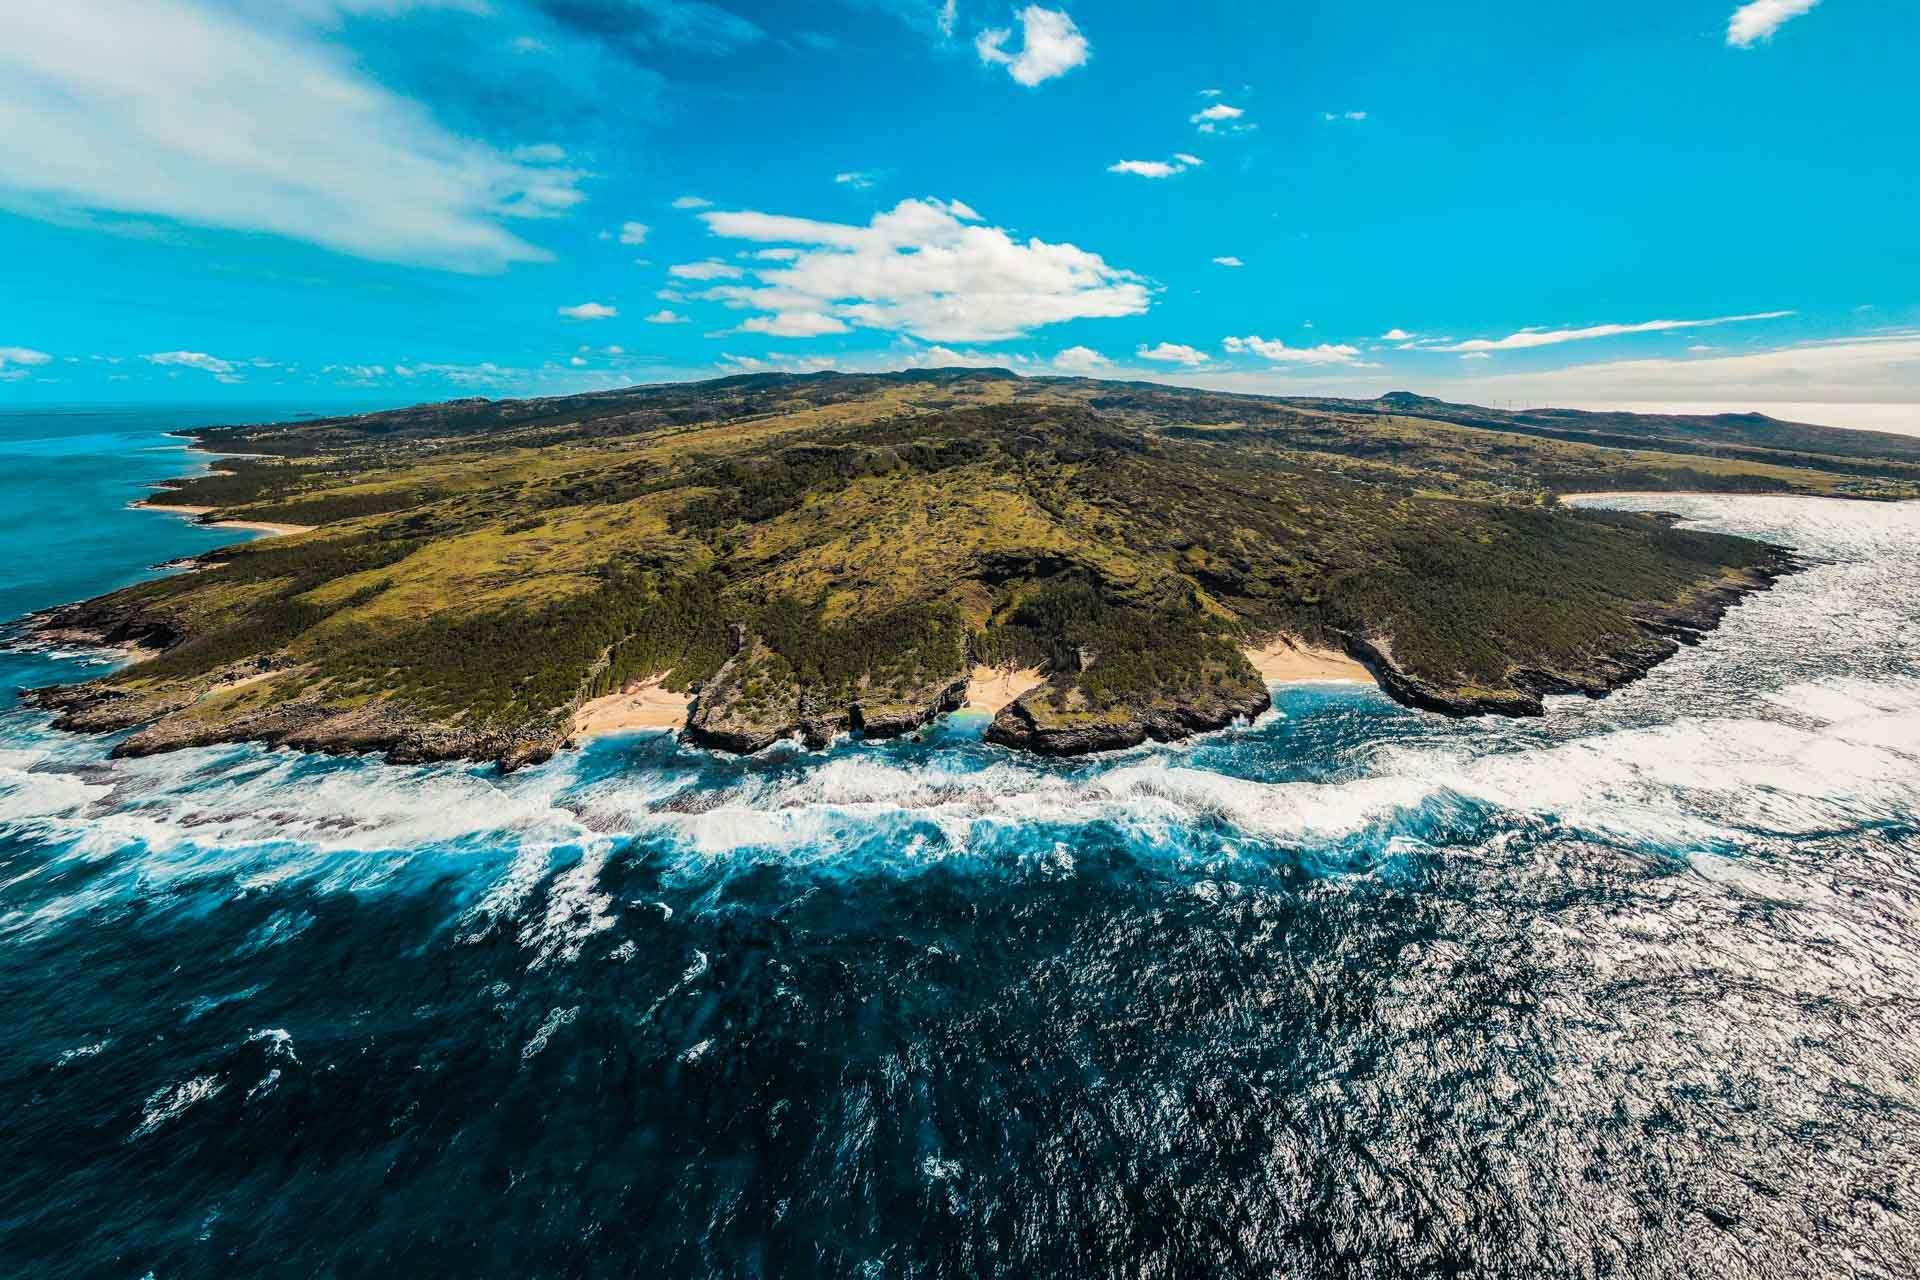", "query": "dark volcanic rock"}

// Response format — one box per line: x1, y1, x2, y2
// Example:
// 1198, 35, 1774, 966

986, 675, 1272, 757
1339, 550, 1804, 717
682, 631, 970, 755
